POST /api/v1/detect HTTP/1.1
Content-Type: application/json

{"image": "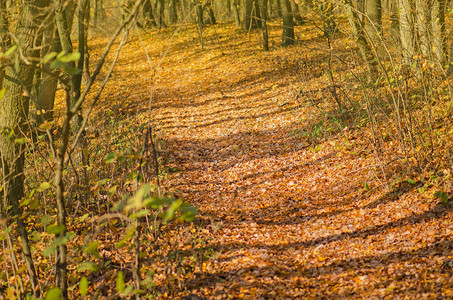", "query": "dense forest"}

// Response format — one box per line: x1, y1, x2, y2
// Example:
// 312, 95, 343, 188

1, 0, 453, 298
